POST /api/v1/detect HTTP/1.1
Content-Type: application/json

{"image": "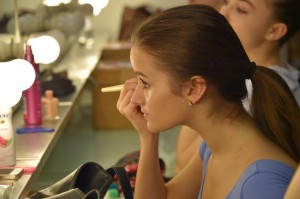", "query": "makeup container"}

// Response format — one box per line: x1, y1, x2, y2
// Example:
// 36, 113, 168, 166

41, 90, 59, 120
